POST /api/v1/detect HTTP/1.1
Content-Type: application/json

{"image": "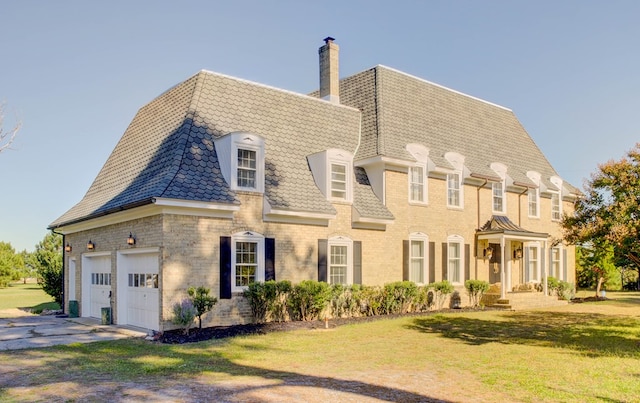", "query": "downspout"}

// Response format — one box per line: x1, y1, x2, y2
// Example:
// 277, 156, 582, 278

50, 228, 65, 314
